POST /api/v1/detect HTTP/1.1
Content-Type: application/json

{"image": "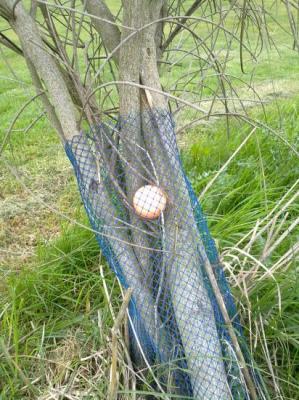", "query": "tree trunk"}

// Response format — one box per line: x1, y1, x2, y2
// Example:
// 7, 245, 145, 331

2, 0, 233, 397
117, 2, 231, 398
7, 0, 79, 141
